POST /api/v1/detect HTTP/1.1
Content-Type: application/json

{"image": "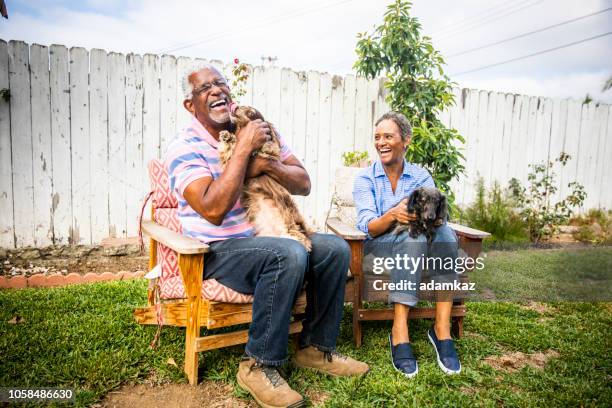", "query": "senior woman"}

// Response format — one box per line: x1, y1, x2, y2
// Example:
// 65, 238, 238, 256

352, 111, 461, 377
